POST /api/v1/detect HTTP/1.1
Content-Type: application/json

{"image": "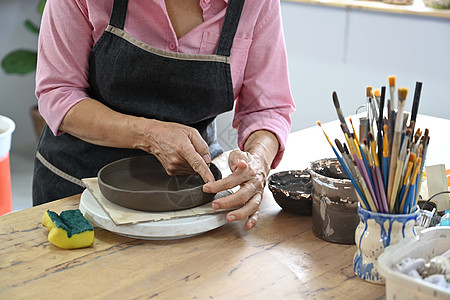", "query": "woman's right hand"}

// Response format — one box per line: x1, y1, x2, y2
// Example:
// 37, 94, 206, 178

136, 119, 215, 183
60, 98, 215, 183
